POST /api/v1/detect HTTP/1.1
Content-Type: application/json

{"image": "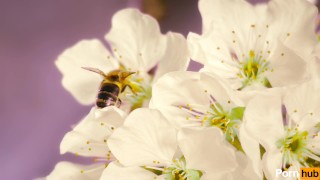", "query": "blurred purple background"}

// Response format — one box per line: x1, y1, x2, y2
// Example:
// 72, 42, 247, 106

0, 0, 263, 179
